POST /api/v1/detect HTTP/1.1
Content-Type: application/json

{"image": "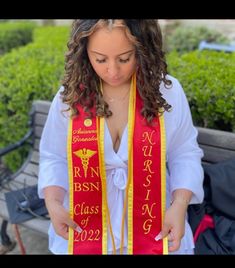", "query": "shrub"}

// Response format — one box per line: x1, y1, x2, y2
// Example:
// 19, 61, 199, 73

0, 21, 37, 55
165, 26, 230, 54
0, 26, 69, 171
167, 50, 235, 132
